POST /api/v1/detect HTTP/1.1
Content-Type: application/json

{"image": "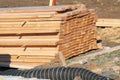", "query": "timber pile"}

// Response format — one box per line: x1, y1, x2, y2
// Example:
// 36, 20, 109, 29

0, 4, 98, 68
